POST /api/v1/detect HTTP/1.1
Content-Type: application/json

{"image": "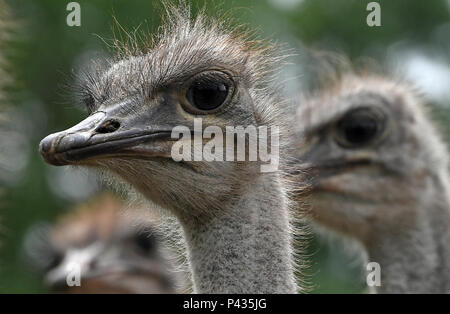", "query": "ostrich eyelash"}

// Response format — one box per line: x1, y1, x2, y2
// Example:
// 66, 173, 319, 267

74, 71, 113, 113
